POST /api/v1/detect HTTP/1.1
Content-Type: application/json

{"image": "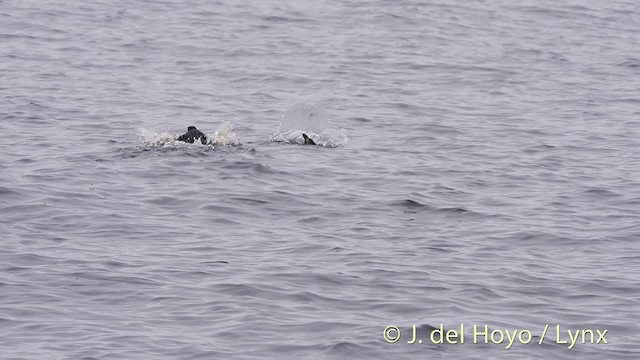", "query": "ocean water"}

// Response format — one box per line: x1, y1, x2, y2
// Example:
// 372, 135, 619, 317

1, 0, 639, 359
